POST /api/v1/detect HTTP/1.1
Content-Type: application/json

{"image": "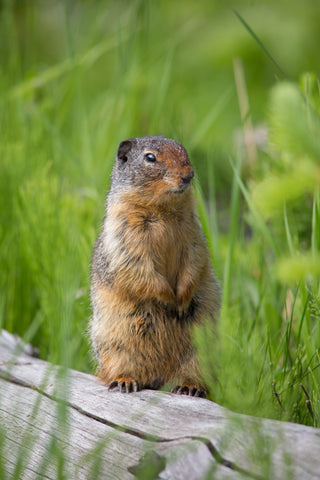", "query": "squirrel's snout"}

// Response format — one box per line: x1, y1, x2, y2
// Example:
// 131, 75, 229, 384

180, 170, 194, 185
